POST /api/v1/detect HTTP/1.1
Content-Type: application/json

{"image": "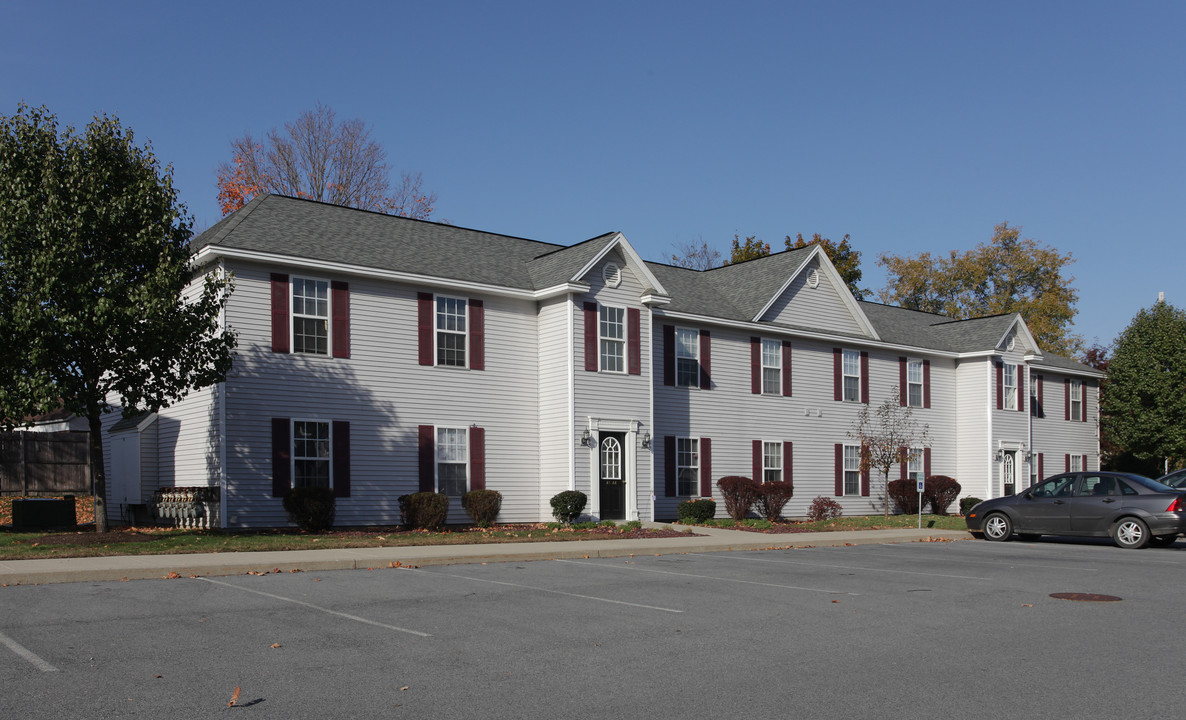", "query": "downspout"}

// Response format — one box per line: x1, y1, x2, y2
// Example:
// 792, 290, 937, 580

986, 358, 994, 499
647, 307, 656, 522
218, 260, 229, 529
567, 294, 576, 495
